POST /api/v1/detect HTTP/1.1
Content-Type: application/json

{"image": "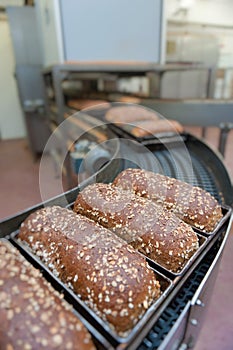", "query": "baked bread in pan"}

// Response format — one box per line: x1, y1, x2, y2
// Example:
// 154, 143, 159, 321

113, 168, 223, 232
105, 105, 159, 124
130, 119, 184, 137
0, 240, 95, 350
18, 206, 160, 336
74, 183, 199, 272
